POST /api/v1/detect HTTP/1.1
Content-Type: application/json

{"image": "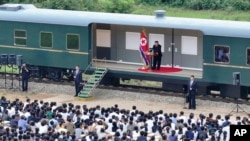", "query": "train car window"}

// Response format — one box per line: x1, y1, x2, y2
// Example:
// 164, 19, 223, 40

66, 34, 79, 50
214, 46, 230, 63
247, 48, 250, 65
14, 30, 26, 46
40, 32, 53, 48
